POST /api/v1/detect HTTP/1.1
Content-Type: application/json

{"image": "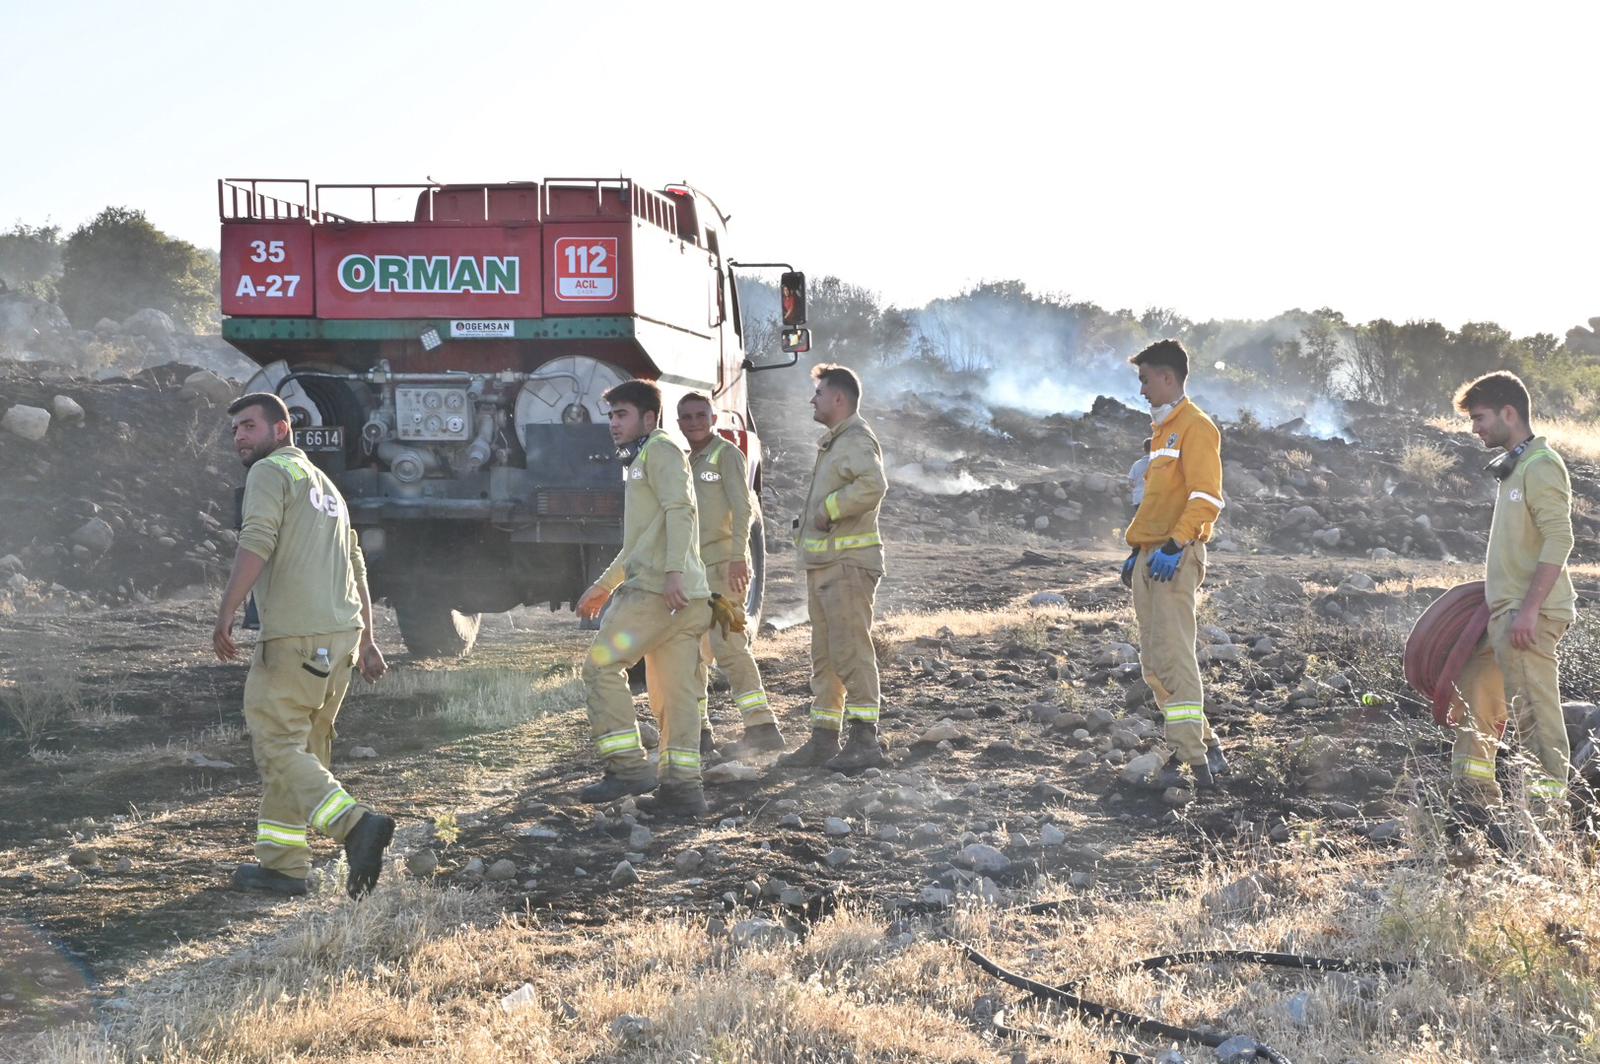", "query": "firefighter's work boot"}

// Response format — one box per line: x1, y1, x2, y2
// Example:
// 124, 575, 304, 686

637, 781, 710, 820
1154, 754, 1215, 791
344, 811, 396, 898
1205, 742, 1231, 779
824, 721, 890, 773
700, 727, 719, 764
579, 767, 658, 804
721, 722, 787, 759
777, 728, 842, 768
230, 863, 308, 897
1449, 798, 1512, 855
